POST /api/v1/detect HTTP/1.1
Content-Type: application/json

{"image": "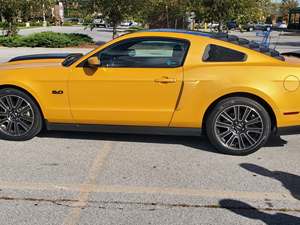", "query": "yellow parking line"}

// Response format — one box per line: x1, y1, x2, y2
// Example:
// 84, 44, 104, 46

89, 185, 297, 202
0, 181, 297, 203
62, 141, 113, 225
0, 182, 80, 192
